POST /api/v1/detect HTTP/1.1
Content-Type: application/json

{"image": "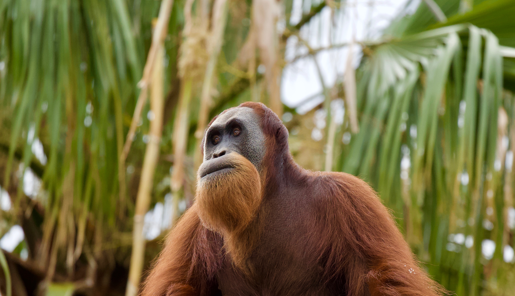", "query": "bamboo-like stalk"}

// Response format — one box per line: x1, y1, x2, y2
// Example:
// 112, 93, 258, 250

120, 0, 175, 162
194, 0, 229, 169
251, 0, 282, 117
125, 45, 165, 296
344, 37, 359, 134
121, 89, 148, 162
170, 0, 211, 223
268, 65, 283, 117
324, 112, 338, 172
170, 78, 193, 215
